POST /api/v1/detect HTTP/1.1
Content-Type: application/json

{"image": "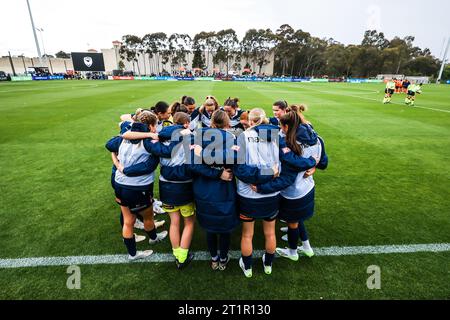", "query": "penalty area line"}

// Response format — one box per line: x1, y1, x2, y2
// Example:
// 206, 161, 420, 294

0, 243, 449, 269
